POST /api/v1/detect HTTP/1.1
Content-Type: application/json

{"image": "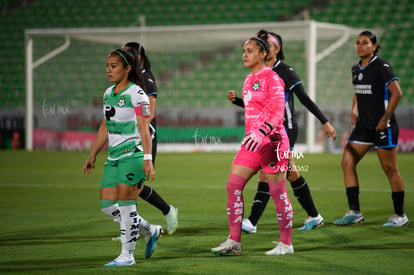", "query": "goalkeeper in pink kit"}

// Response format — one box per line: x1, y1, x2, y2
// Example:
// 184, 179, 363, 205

211, 37, 293, 256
